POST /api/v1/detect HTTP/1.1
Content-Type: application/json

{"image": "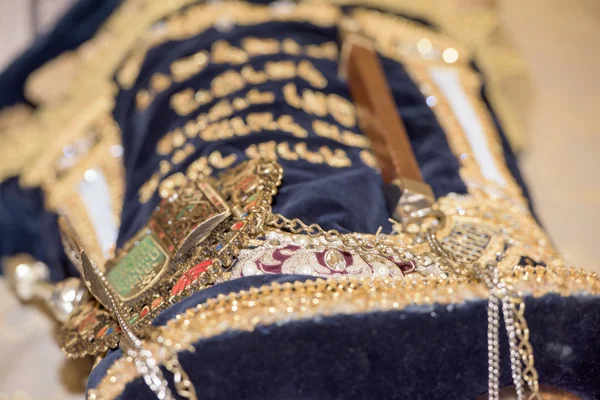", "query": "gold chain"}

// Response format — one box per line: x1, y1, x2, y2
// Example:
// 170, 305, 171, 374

164, 351, 197, 400
255, 203, 418, 265
511, 298, 542, 400
254, 203, 542, 399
